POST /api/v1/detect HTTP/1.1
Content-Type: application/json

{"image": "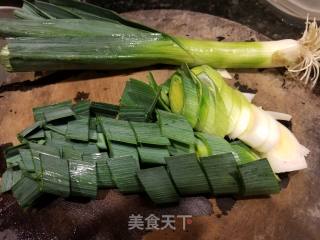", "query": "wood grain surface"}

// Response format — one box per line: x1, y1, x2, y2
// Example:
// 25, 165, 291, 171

0, 10, 319, 240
